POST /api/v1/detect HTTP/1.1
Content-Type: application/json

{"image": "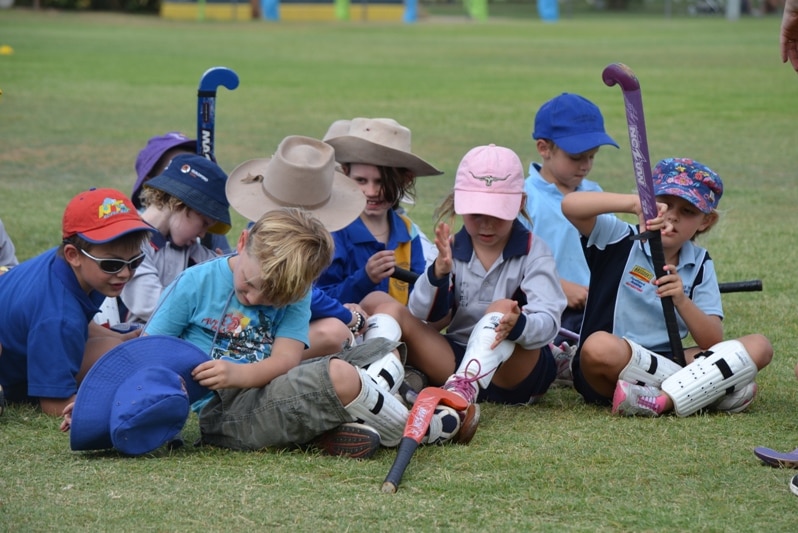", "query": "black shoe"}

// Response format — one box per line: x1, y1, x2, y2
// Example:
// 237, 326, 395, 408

790, 475, 798, 497
314, 423, 381, 460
